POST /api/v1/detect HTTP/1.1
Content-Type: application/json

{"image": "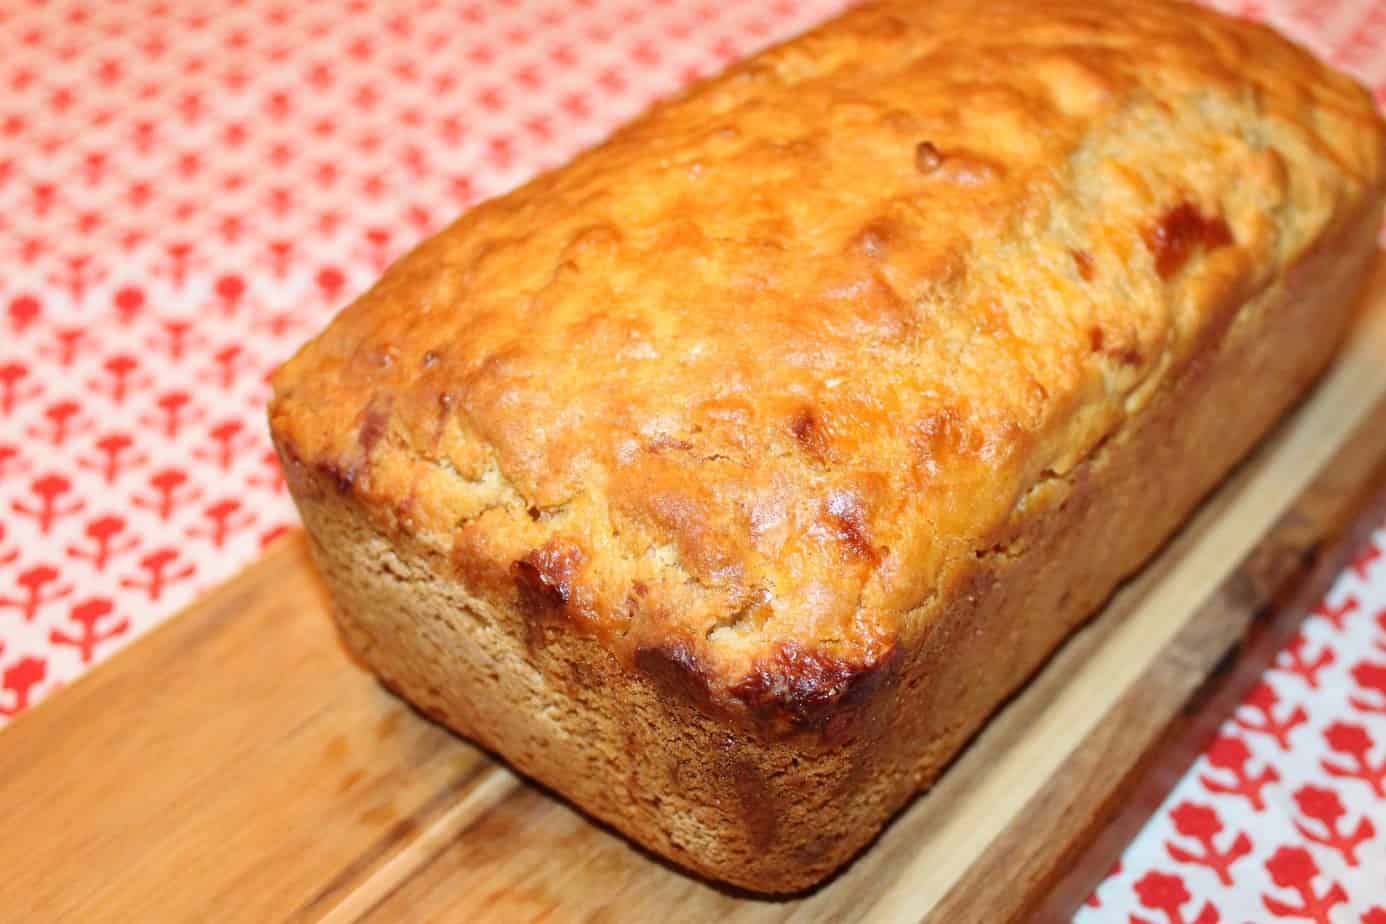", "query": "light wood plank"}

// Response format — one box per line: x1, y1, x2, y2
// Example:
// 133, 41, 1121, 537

0, 540, 492, 924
